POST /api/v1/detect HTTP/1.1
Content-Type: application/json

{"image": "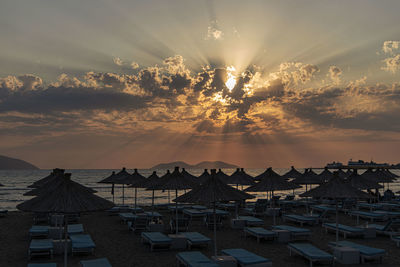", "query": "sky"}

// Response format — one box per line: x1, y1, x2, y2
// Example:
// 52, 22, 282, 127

0, 0, 400, 169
